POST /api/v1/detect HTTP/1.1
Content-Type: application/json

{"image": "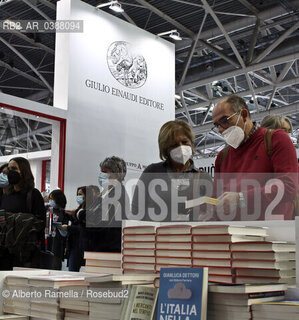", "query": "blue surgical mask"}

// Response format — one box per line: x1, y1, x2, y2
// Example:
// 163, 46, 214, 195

0, 173, 9, 188
49, 199, 56, 208
76, 195, 84, 205
98, 172, 110, 189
